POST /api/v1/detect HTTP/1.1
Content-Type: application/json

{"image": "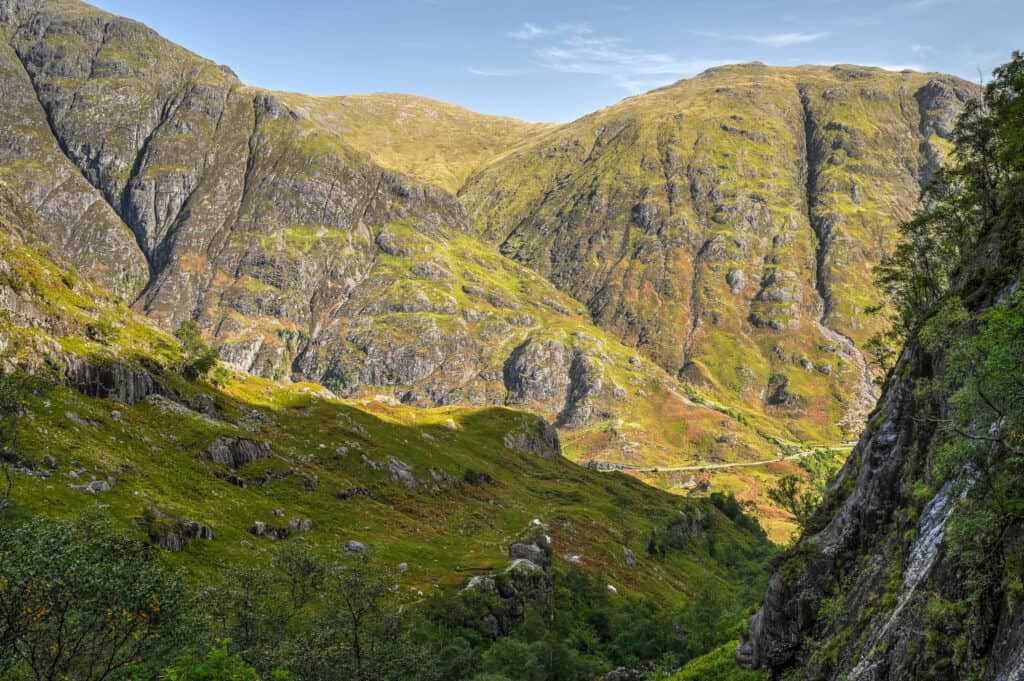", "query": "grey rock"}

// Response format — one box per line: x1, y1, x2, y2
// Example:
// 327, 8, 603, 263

63, 355, 159, 404
509, 542, 547, 565
503, 417, 561, 459
345, 540, 368, 555
68, 479, 110, 493
200, 436, 271, 469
